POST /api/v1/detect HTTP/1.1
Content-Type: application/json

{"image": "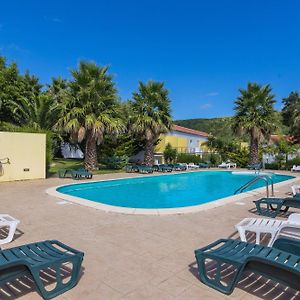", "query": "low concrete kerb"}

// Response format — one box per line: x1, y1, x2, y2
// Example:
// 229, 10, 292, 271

46, 171, 300, 216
